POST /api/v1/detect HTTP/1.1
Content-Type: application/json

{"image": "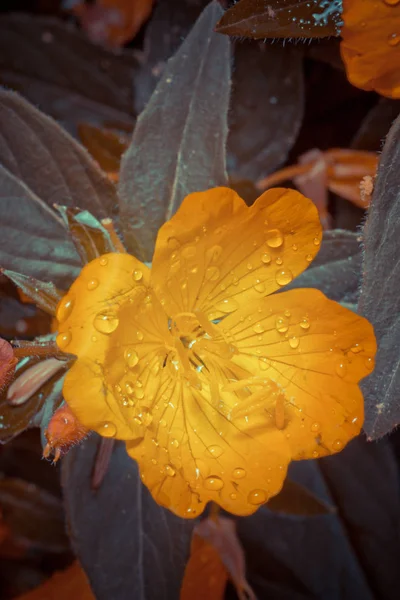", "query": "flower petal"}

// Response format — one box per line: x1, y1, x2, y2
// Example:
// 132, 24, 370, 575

341, 1, 400, 98
151, 187, 322, 319
126, 361, 291, 518
222, 289, 376, 459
